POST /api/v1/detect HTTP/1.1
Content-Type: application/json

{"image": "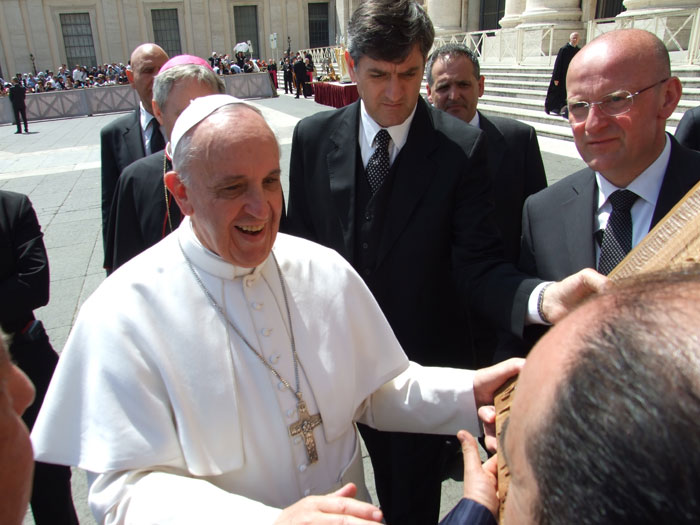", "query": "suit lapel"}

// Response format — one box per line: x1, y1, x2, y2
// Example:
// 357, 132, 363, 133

478, 112, 505, 179
377, 99, 436, 265
562, 170, 597, 269
651, 137, 699, 229
122, 108, 146, 161
327, 103, 360, 260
